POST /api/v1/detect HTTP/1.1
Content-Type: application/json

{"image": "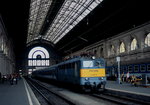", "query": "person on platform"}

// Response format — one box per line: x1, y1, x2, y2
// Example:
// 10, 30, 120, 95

121, 72, 125, 82
131, 75, 136, 85
126, 71, 130, 82
10, 74, 14, 85
14, 74, 18, 85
